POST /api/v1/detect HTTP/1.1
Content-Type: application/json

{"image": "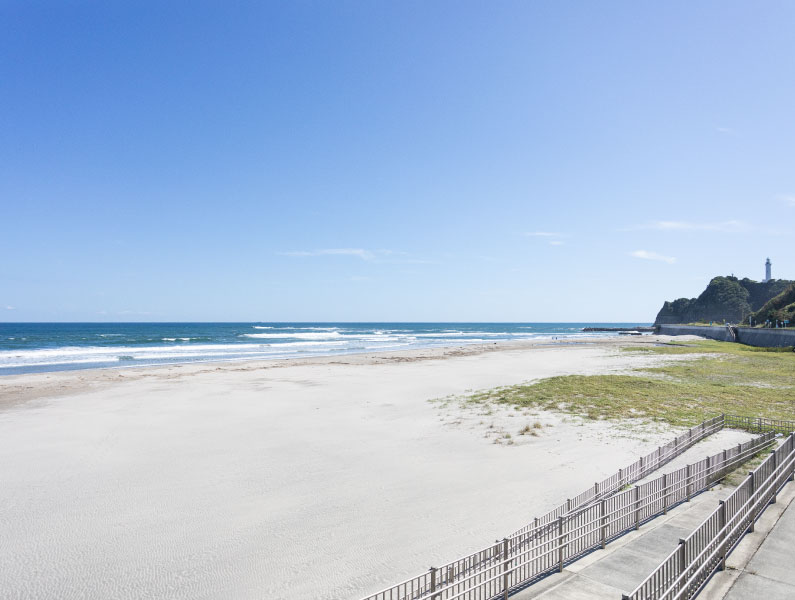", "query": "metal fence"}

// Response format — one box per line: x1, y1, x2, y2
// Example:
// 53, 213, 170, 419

625, 421, 795, 600
358, 415, 772, 600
